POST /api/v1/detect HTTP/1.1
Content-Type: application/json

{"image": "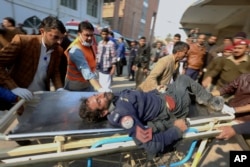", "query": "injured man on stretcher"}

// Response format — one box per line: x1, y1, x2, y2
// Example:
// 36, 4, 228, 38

79, 75, 225, 157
